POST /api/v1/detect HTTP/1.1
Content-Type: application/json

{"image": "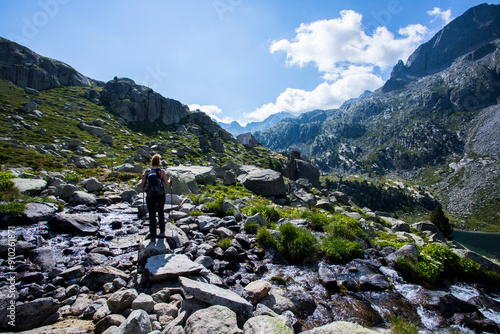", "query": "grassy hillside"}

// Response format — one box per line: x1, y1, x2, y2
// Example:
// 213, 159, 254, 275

0, 79, 281, 173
